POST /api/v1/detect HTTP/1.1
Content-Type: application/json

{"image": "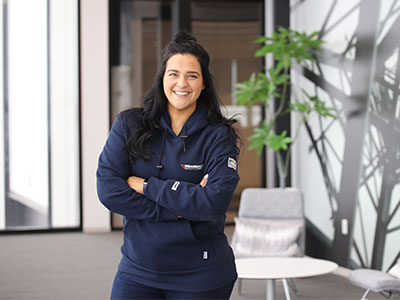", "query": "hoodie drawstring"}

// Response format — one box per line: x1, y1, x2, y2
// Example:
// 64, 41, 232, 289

156, 127, 189, 178
156, 129, 167, 178
180, 127, 188, 153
